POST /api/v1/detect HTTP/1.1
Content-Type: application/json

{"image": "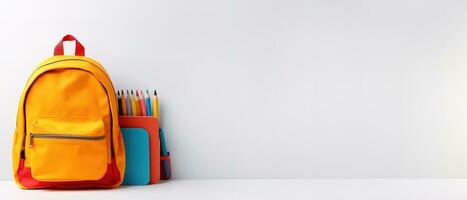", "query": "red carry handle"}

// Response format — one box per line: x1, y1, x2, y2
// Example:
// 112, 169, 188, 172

53, 34, 85, 56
